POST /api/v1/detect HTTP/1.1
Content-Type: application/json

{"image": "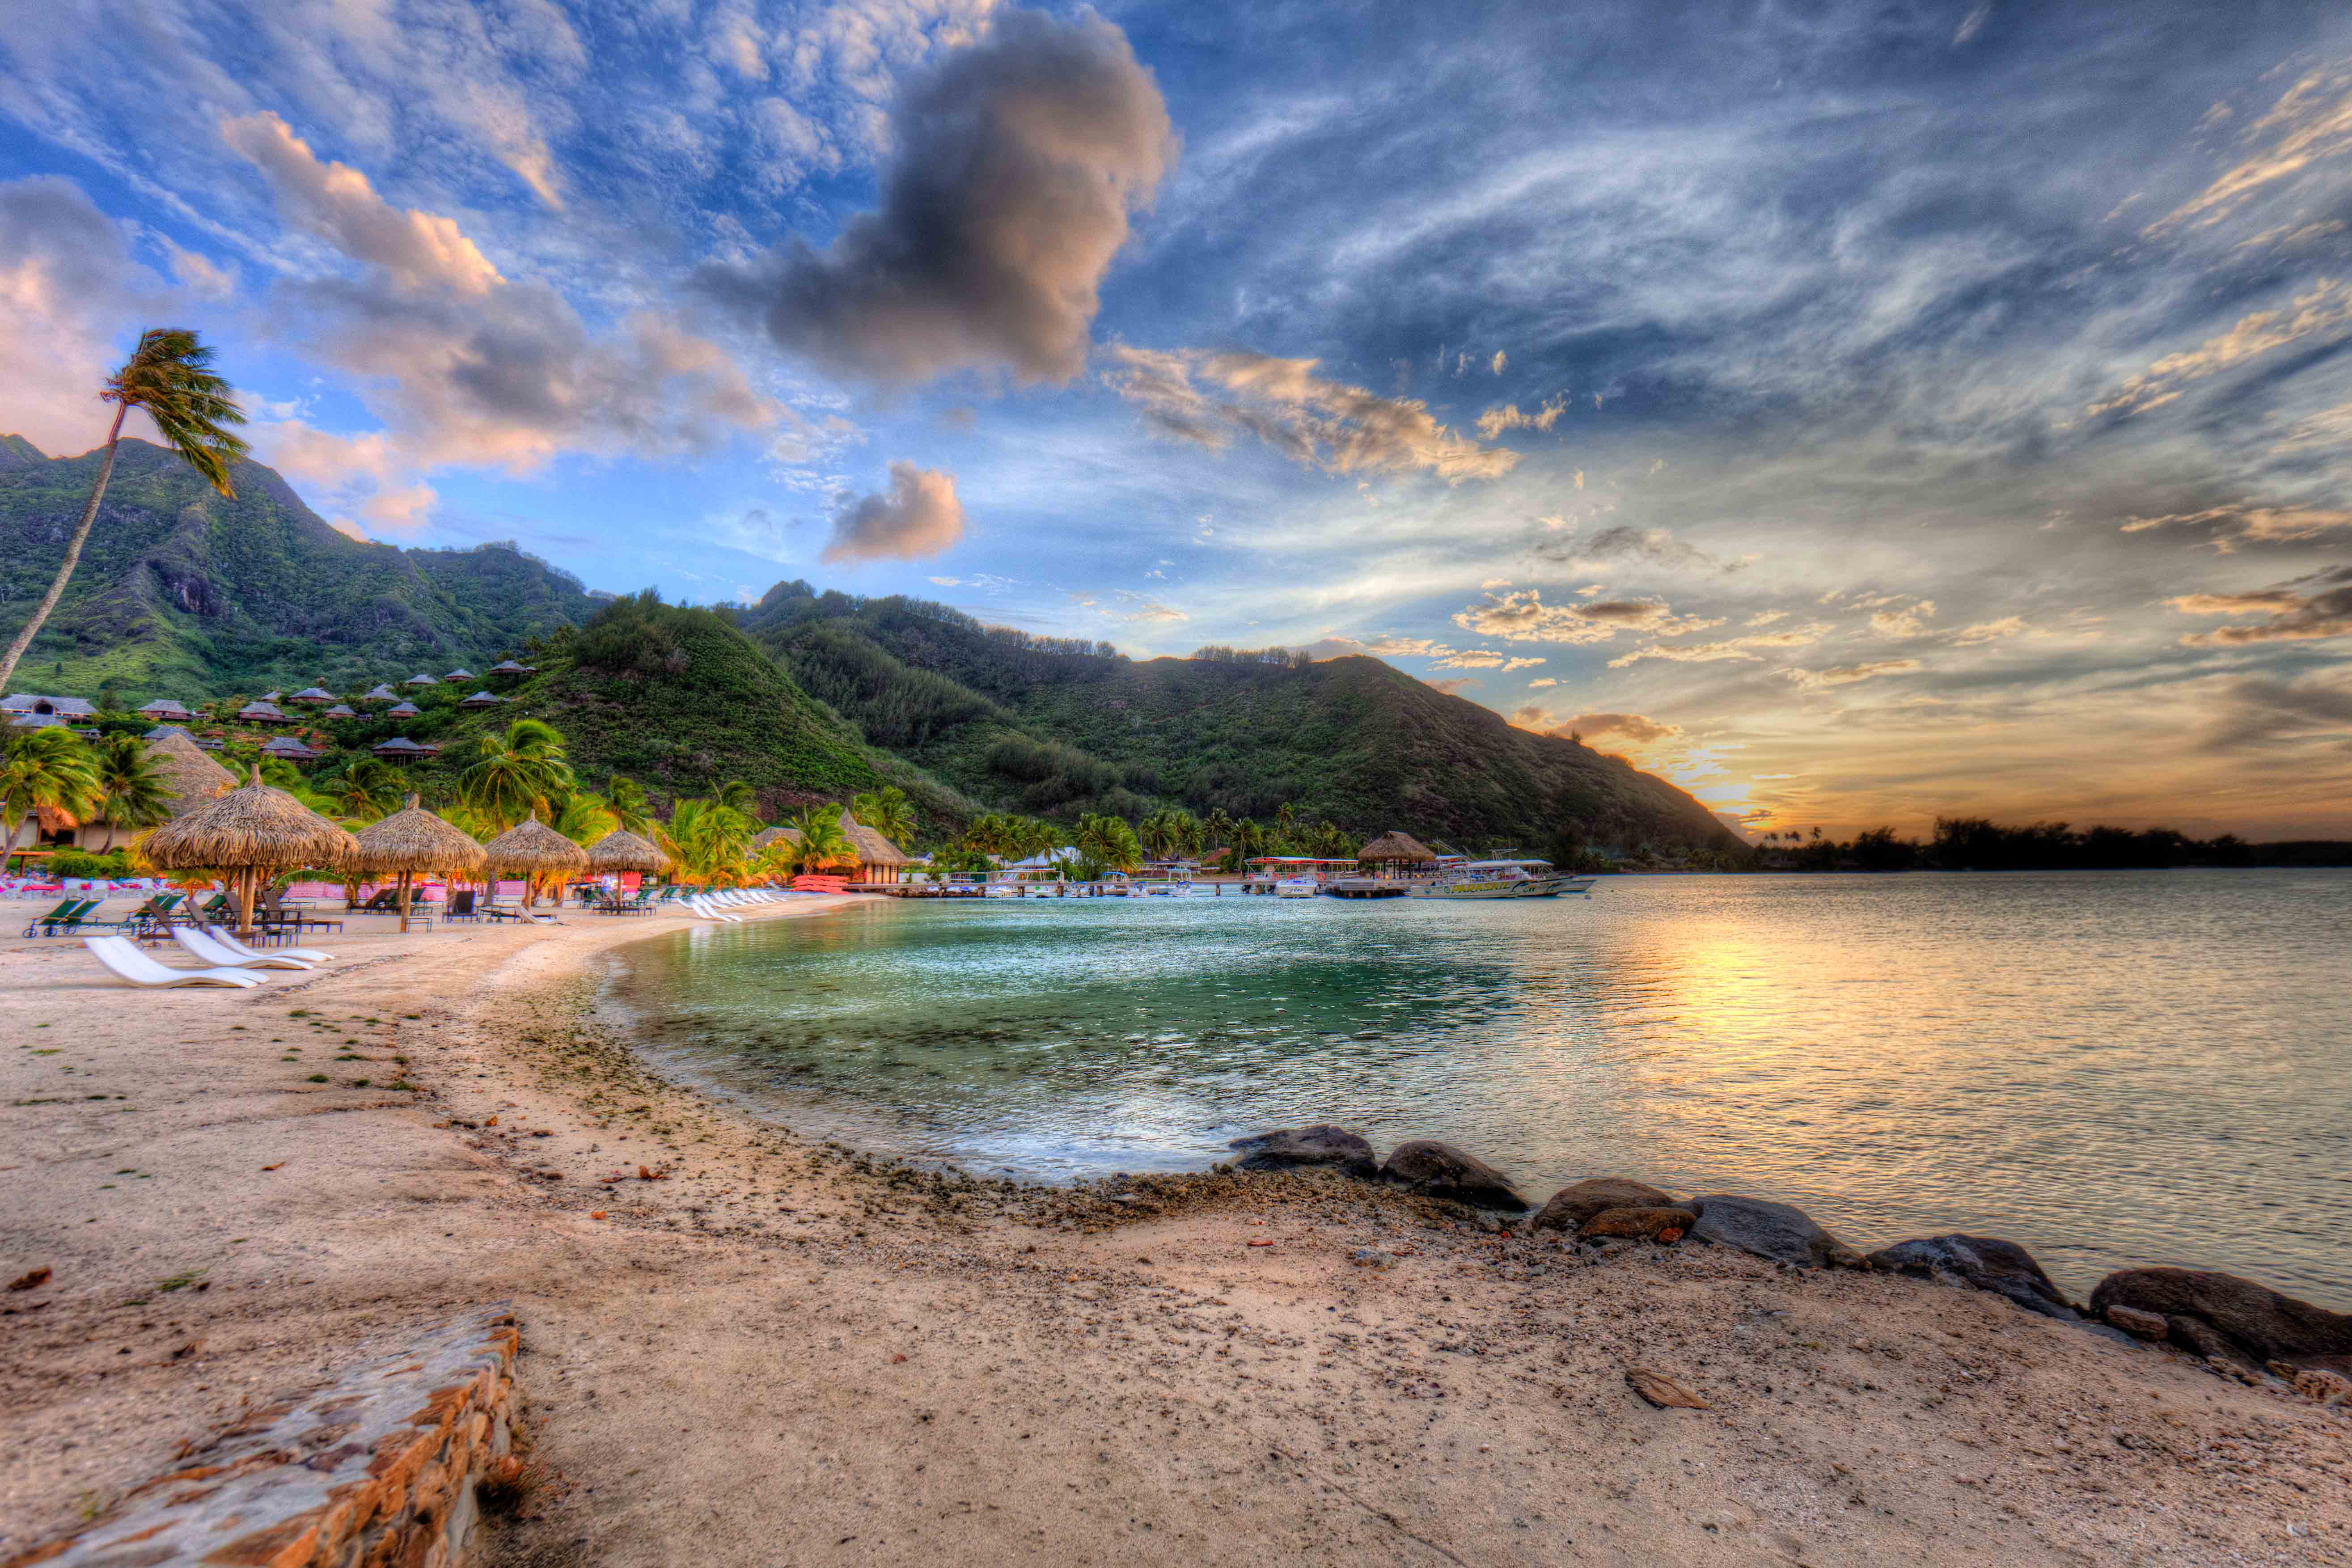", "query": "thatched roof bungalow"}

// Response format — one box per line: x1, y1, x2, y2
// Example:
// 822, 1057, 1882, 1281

749, 826, 804, 852
324, 703, 358, 718
139, 699, 192, 722
402, 673, 437, 689
371, 736, 440, 761
443, 668, 476, 684
261, 736, 321, 761
3, 693, 93, 718
237, 700, 296, 725
361, 684, 398, 703
289, 686, 336, 706
1356, 830, 1436, 870
385, 700, 421, 719
457, 689, 504, 710
838, 809, 913, 885
488, 659, 537, 678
